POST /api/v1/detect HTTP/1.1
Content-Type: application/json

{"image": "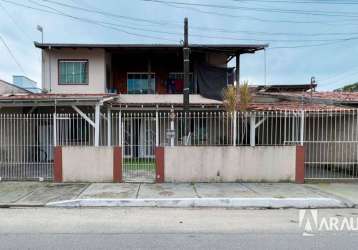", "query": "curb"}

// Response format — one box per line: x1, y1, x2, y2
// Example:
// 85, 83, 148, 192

46, 197, 349, 209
